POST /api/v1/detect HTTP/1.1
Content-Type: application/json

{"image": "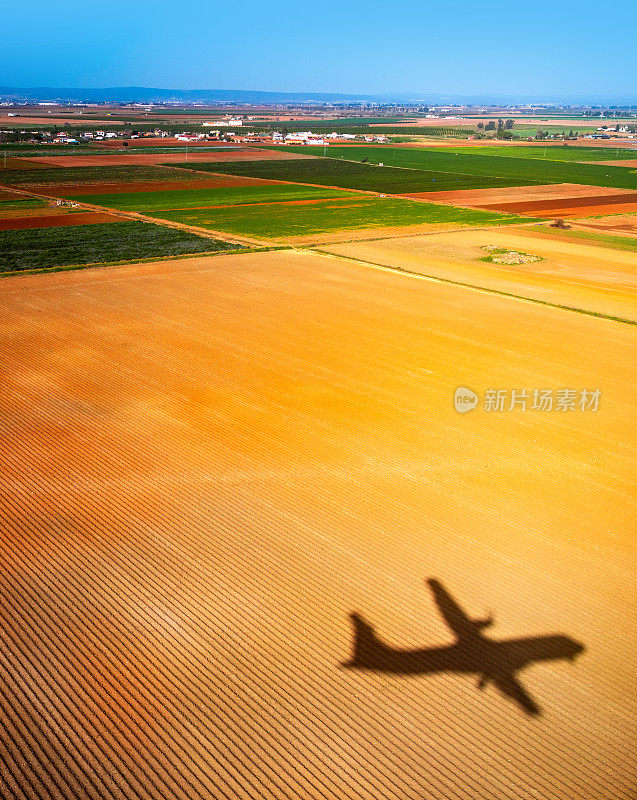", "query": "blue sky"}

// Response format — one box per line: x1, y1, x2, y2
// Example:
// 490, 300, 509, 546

2, 0, 635, 100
